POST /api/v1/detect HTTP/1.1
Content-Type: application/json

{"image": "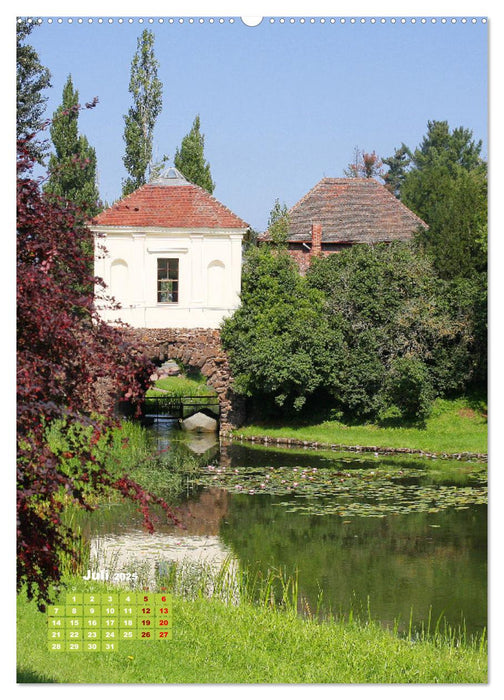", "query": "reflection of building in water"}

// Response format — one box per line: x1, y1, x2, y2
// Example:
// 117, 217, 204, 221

176, 487, 230, 536
88, 488, 233, 587
90, 532, 234, 588
147, 419, 219, 458
218, 440, 233, 469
